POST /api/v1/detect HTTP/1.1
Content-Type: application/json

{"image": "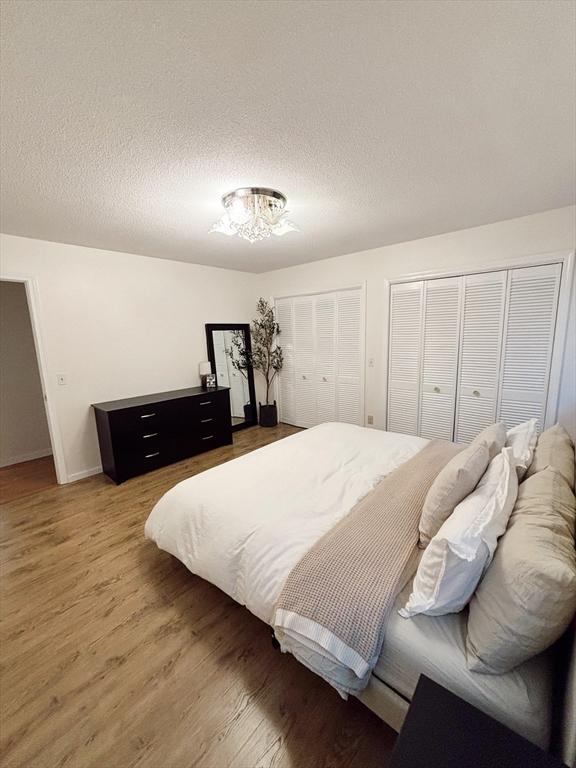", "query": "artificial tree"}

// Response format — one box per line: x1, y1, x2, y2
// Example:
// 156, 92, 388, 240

228, 298, 283, 426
